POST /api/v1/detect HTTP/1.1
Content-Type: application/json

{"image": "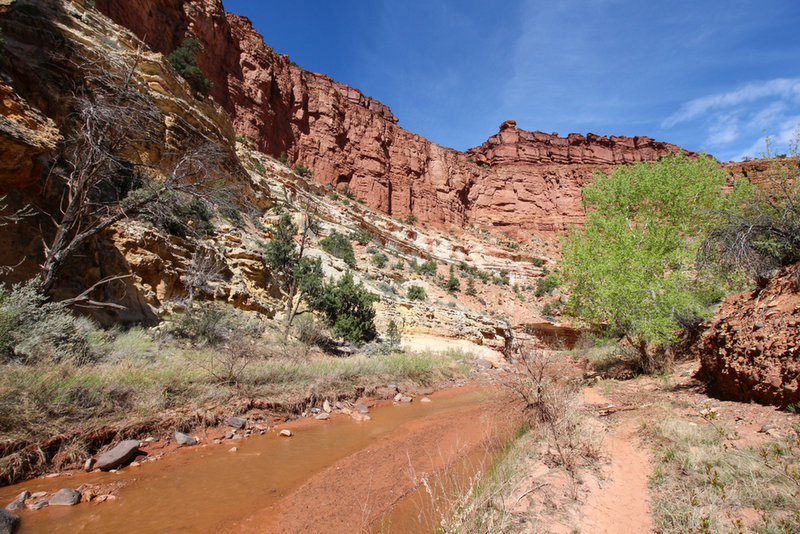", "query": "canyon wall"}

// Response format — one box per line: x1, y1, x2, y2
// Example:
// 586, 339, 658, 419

95, 0, 686, 238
